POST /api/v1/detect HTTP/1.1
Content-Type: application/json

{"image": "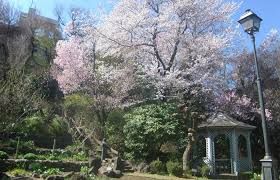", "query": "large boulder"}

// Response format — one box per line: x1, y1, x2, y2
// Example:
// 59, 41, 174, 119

136, 162, 150, 173
88, 157, 101, 174
98, 158, 122, 178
